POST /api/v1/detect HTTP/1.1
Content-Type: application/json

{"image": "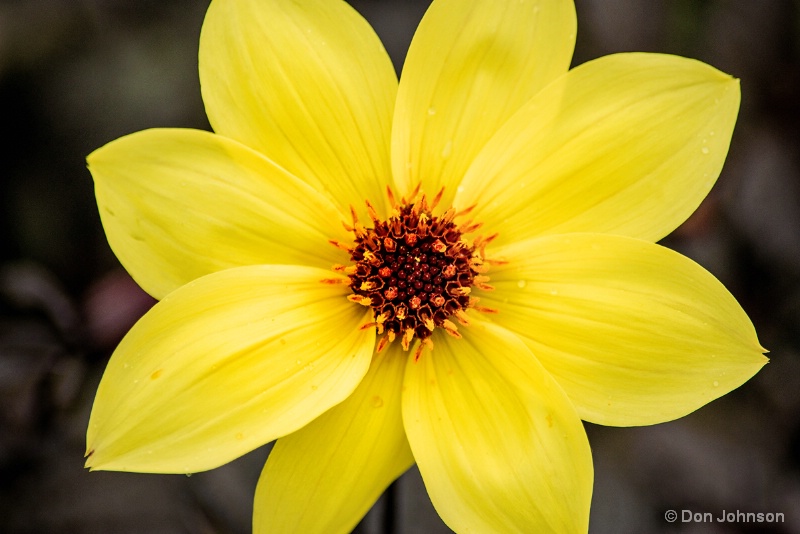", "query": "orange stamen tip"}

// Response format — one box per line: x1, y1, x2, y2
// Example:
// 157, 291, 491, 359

414, 338, 434, 362
454, 204, 477, 218
454, 309, 471, 326
442, 320, 462, 339
320, 278, 345, 285
365, 199, 380, 222
332, 264, 357, 275
483, 232, 499, 243
431, 188, 444, 210
376, 335, 390, 353
347, 294, 372, 306
329, 240, 353, 252
461, 222, 483, 234
386, 186, 397, 207
401, 328, 414, 351
473, 305, 500, 314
